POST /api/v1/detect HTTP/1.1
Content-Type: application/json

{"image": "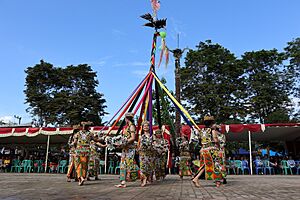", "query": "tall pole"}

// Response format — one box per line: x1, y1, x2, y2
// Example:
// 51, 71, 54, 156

170, 48, 187, 138
174, 51, 181, 138
141, 11, 166, 133
44, 135, 50, 173
248, 131, 253, 175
